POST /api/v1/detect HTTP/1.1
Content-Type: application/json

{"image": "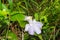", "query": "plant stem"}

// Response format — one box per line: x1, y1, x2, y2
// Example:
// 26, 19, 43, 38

22, 29, 24, 40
